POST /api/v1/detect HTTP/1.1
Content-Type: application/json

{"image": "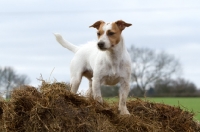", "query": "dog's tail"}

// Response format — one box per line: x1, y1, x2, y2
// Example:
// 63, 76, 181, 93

54, 33, 79, 53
